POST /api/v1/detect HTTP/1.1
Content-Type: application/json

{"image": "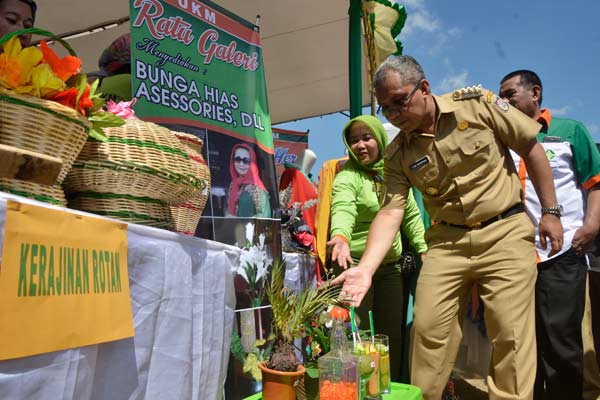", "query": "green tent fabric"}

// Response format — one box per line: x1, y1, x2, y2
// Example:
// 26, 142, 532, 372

348, 0, 362, 118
